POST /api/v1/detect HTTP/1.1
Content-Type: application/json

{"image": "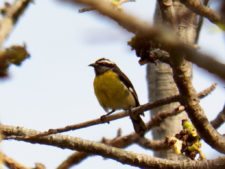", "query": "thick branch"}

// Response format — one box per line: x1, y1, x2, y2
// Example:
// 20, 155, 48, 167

56, 132, 139, 168
2, 124, 225, 169
57, 104, 225, 168
56, 105, 188, 168
63, 0, 225, 82
3, 101, 224, 168
62, 2, 225, 153
170, 55, 225, 153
